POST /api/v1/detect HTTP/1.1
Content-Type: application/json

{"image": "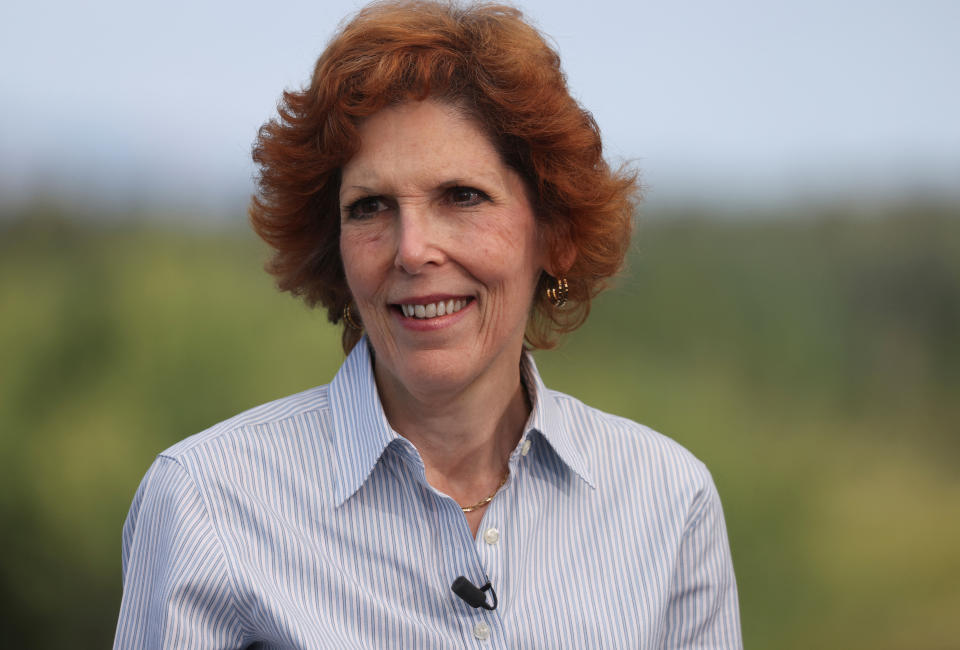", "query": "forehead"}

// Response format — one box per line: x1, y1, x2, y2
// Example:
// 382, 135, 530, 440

341, 100, 509, 190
